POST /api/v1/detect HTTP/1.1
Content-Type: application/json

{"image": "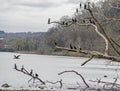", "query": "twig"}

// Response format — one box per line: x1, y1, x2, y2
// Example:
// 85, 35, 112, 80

47, 79, 62, 88
58, 70, 89, 87
81, 55, 94, 66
